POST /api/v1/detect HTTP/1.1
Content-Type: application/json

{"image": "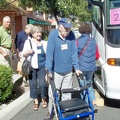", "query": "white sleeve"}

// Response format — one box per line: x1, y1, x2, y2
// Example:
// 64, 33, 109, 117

21, 39, 29, 57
